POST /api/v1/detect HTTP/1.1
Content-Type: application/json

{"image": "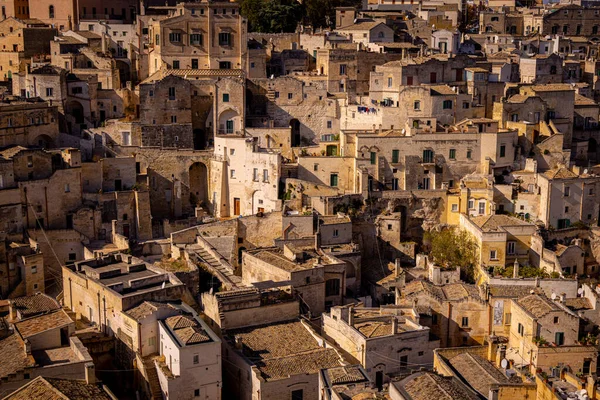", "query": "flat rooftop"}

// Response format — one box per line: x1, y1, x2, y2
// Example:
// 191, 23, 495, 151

72, 253, 182, 296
